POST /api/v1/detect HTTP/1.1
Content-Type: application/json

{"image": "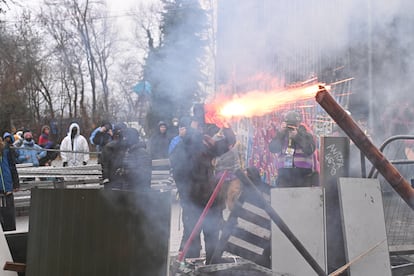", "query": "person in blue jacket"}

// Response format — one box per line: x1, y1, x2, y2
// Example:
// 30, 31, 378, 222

16, 131, 46, 167
0, 136, 19, 231
0, 136, 19, 193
